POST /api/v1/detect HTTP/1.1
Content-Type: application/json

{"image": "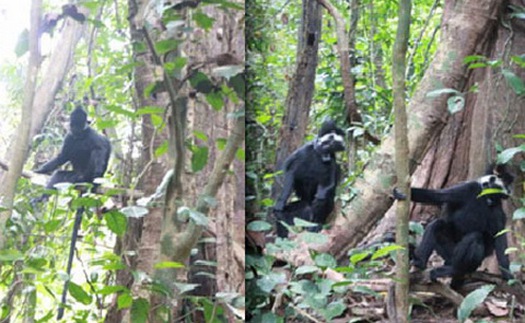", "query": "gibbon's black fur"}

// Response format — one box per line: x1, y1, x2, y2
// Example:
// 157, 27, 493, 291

274, 119, 345, 237
34, 107, 110, 320
394, 164, 514, 288
35, 107, 111, 190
